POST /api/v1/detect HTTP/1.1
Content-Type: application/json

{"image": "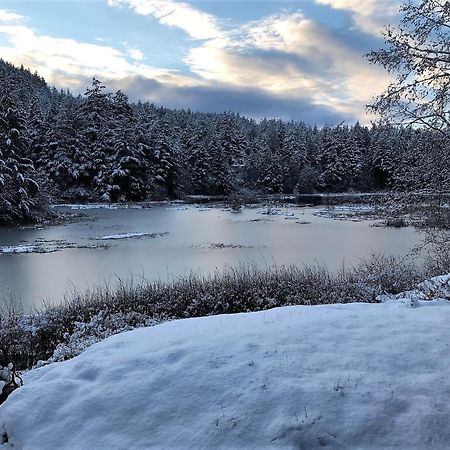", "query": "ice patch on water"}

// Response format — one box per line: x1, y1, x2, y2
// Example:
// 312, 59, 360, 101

52, 203, 149, 210
0, 240, 110, 255
97, 232, 168, 240
0, 244, 36, 254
